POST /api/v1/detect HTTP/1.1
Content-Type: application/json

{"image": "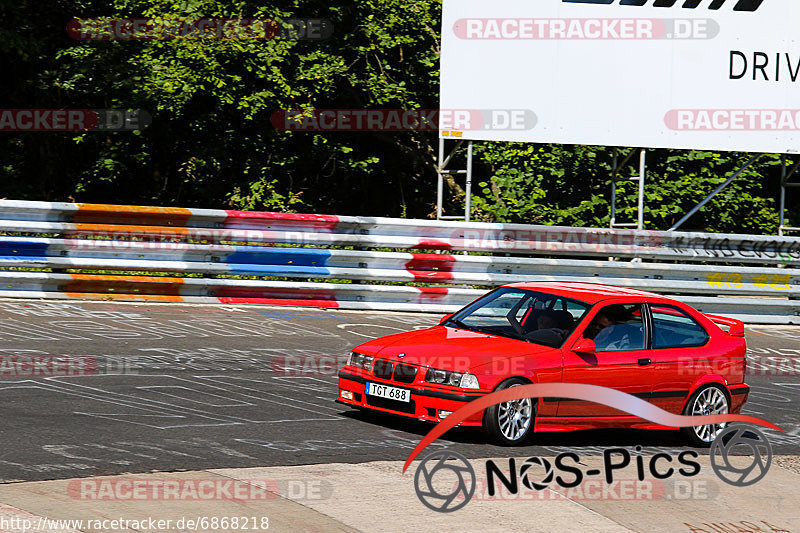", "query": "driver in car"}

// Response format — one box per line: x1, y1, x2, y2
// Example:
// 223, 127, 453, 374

588, 308, 644, 351
586, 312, 616, 340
